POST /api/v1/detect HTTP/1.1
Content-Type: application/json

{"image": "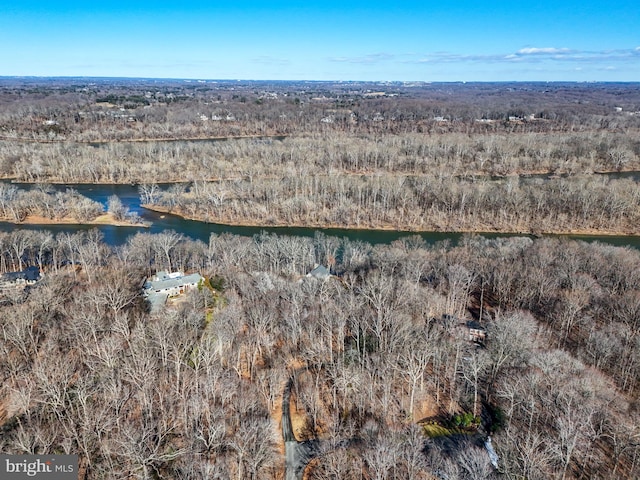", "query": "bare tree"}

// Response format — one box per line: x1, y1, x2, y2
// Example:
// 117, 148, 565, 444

460, 348, 489, 418
107, 195, 129, 221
